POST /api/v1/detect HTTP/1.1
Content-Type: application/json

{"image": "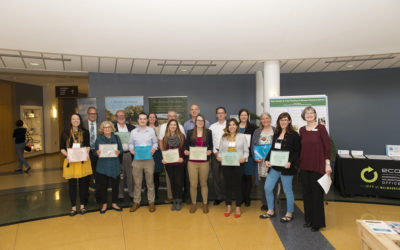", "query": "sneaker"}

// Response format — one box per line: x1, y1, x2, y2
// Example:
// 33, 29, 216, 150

176, 200, 182, 211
